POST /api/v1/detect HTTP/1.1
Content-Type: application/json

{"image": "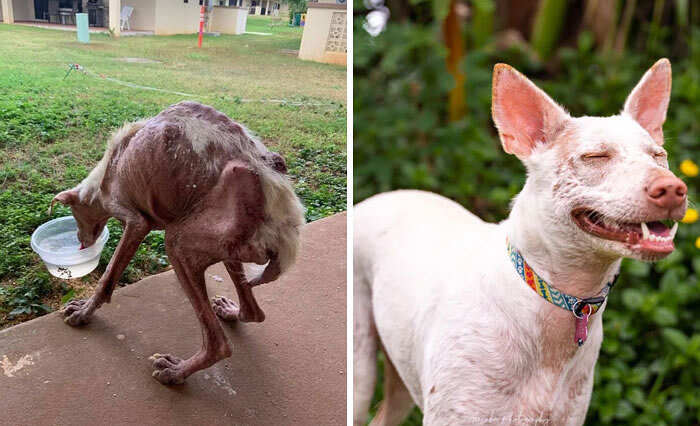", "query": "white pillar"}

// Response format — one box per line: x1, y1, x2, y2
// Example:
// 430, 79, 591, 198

265, 0, 269, 15
109, 0, 120, 36
1, 0, 14, 24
